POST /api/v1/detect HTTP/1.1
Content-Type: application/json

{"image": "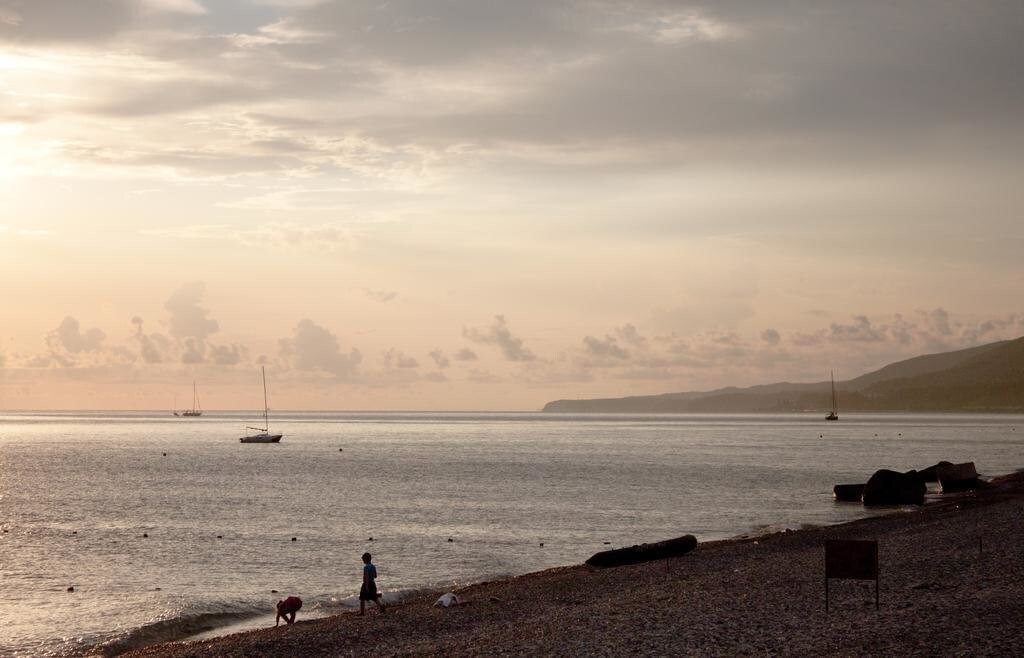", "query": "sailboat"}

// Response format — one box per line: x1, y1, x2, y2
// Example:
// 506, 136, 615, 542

181, 381, 202, 417
825, 370, 839, 421
240, 366, 283, 443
